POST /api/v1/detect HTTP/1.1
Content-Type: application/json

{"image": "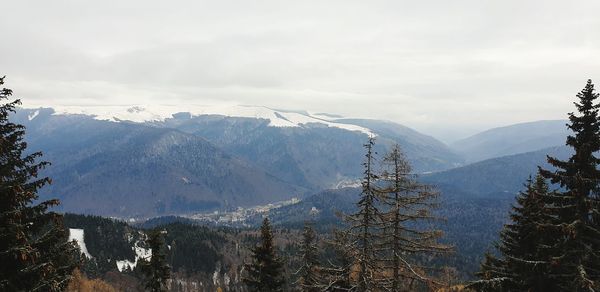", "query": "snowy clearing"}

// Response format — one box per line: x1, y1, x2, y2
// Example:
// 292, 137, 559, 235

68, 228, 92, 258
